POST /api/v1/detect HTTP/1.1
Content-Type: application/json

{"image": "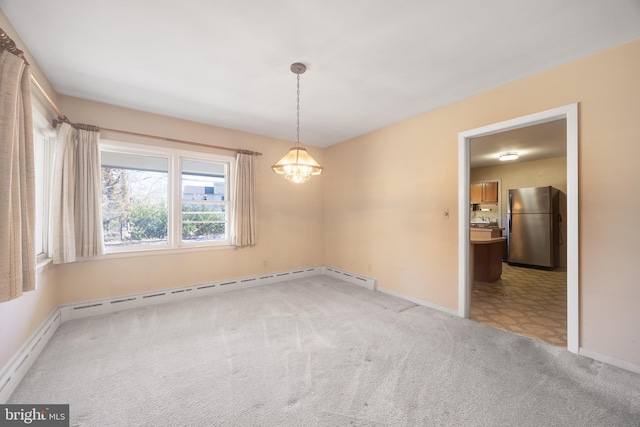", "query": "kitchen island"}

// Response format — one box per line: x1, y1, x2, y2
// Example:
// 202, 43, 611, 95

470, 227, 505, 283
